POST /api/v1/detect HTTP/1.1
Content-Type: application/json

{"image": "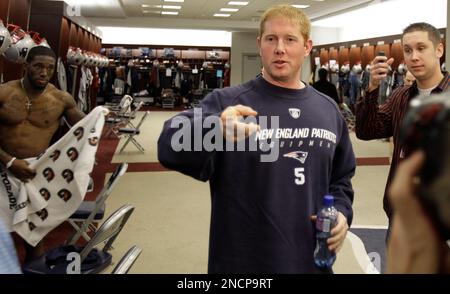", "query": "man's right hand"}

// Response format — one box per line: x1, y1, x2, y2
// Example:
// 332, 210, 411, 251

221, 104, 260, 142
9, 159, 36, 182
368, 55, 394, 92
